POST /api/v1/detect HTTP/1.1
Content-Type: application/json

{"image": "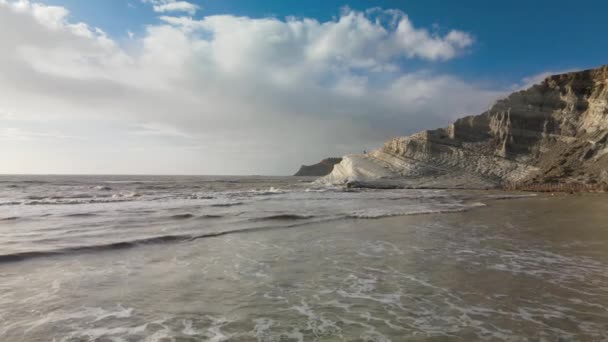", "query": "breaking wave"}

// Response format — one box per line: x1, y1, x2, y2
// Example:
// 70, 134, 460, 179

64, 213, 99, 218
1, 216, 19, 221
169, 213, 195, 220
209, 202, 244, 207
0, 223, 313, 264
251, 214, 313, 221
